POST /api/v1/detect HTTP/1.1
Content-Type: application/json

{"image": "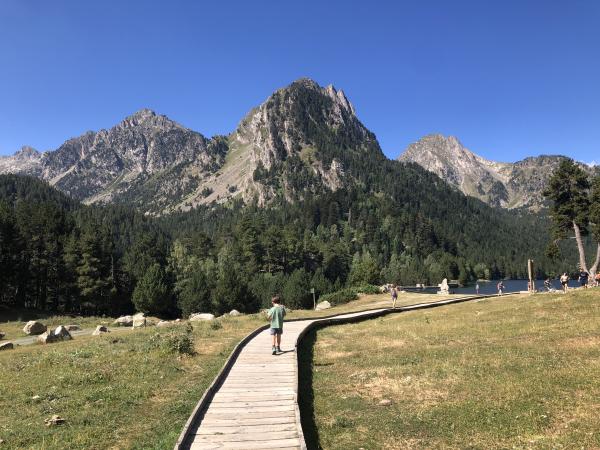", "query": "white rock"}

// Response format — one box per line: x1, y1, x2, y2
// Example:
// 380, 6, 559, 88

229, 309, 242, 316
189, 313, 215, 321
37, 332, 58, 344
54, 326, 72, 341
0, 331, 5, 339
23, 321, 47, 335
156, 320, 171, 327
315, 300, 331, 311
378, 399, 393, 406
113, 315, 133, 327
0, 342, 14, 351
